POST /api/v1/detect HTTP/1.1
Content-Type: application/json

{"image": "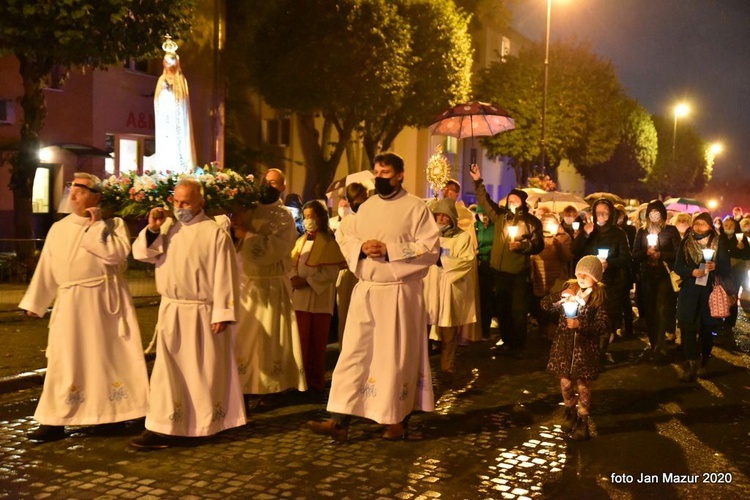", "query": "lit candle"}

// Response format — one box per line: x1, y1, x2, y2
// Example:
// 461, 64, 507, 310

562, 301, 579, 319
736, 233, 743, 242
597, 248, 609, 260
646, 234, 658, 247
545, 222, 559, 235
701, 248, 715, 262
572, 222, 580, 231
507, 225, 518, 240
